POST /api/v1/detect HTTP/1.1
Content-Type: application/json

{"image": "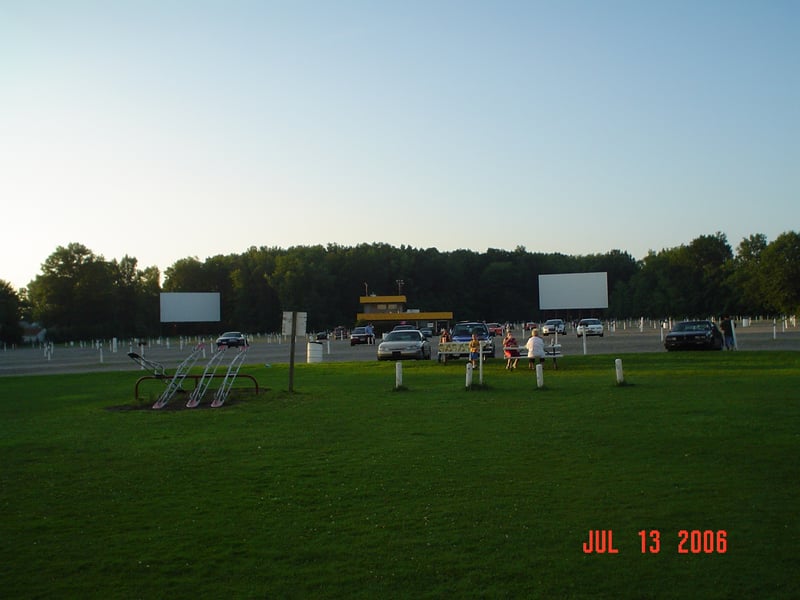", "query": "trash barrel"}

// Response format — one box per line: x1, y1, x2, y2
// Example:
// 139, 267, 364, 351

306, 341, 323, 363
